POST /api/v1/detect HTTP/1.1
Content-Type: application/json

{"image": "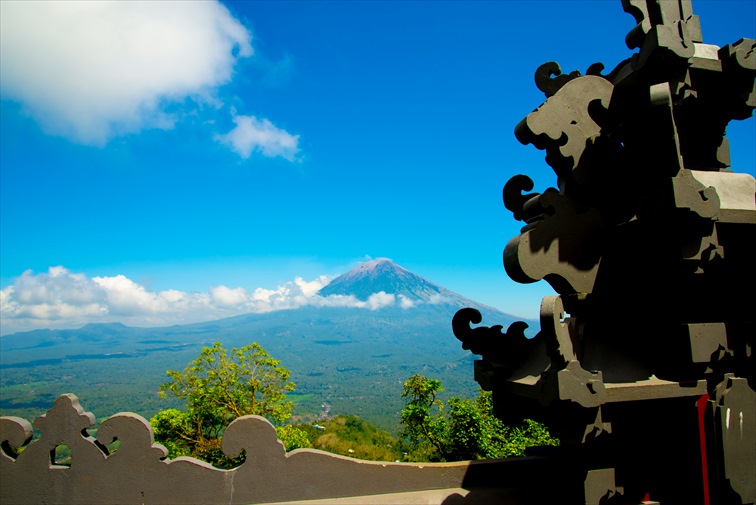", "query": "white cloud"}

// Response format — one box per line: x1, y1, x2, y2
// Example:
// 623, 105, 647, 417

398, 295, 415, 309
0, 267, 432, 336
0, 286, 16, 318
0, 268, 108, 327
0, 1, 253, 145
210, 285, 250, 307
216, 115, 300, 160
428, 293, 451, 305
366, 292, 396, 310
92, 274, 207, 316
13, 266, 101, 306
308, 294, 358, 308
295, 276, 330, 297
